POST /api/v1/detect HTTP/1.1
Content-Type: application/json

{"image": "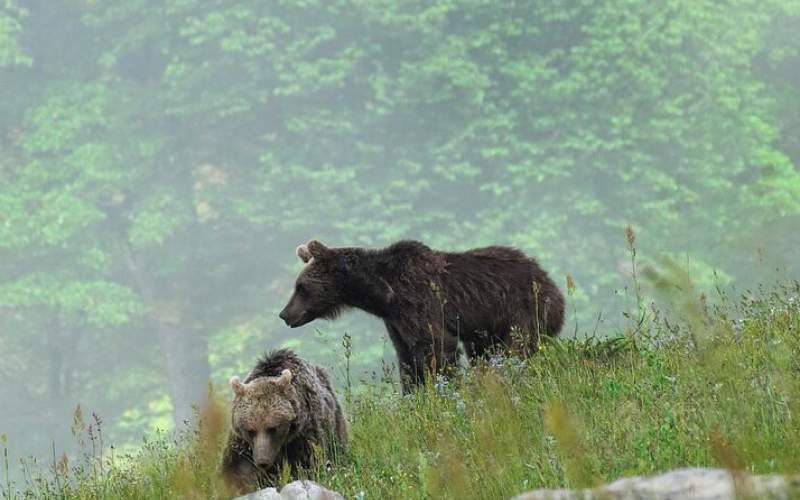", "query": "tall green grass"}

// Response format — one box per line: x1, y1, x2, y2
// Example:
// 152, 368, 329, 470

318, 281, 800, 498
3, 281, 799, 499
